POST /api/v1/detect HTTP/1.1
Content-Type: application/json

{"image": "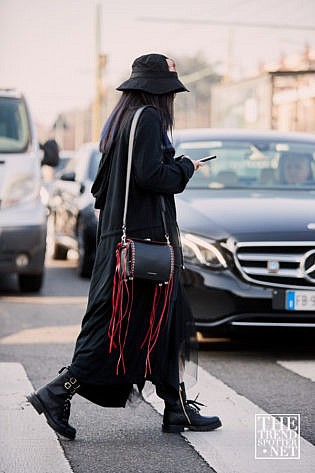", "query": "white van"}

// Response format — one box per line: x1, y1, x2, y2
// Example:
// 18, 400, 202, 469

0, 89, 52, 291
